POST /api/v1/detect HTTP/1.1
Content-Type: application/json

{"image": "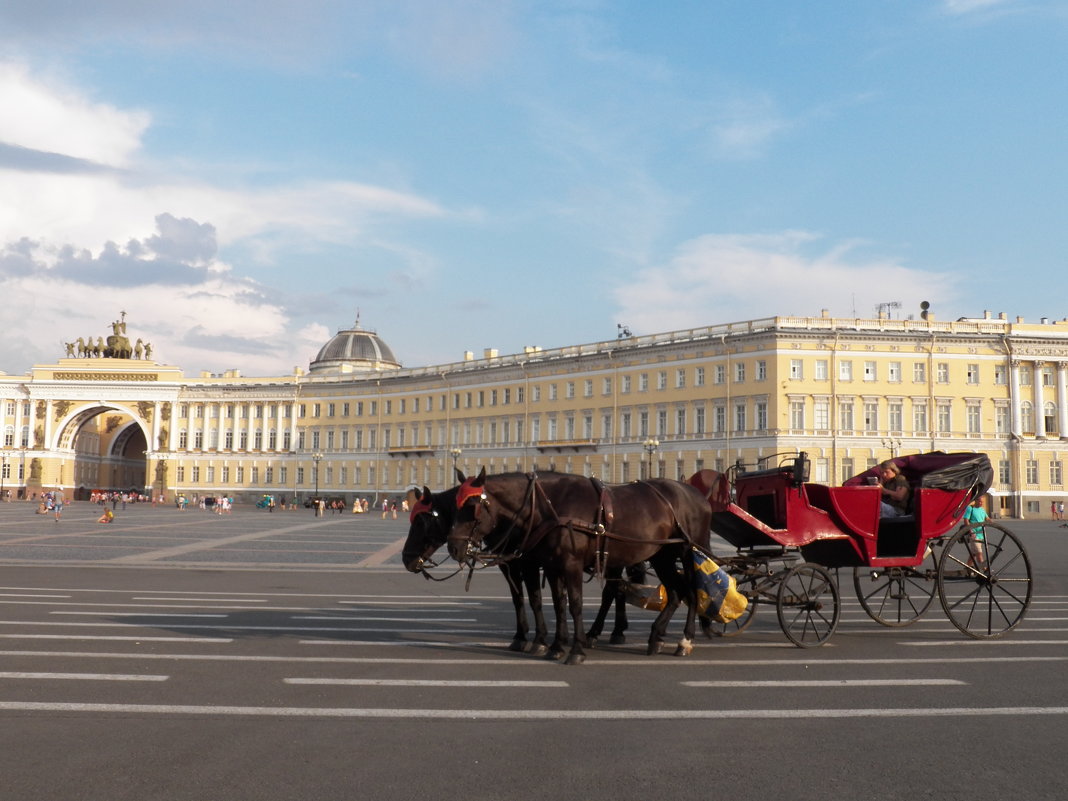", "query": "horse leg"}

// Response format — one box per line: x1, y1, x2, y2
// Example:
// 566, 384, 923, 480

520, 560, 549, 657
672, 551, 699, 657
499, 563, 528, 652
611, 562, 648, 644
544, 570, 569, 661
564, 564, 589, 666
586, 566, 623, 647
646, 555, 684, 656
